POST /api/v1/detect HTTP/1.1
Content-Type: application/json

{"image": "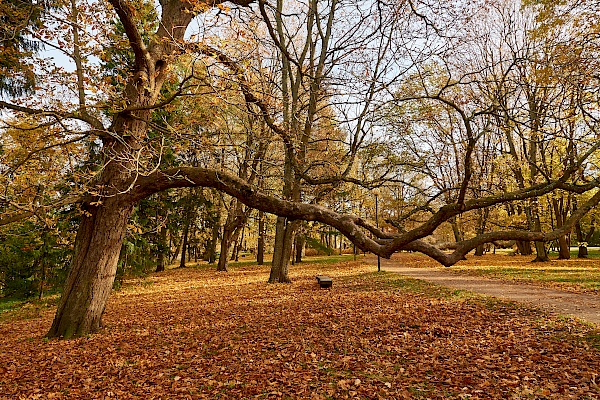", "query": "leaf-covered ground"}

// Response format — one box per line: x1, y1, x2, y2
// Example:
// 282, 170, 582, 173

1, 259, 600, 399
